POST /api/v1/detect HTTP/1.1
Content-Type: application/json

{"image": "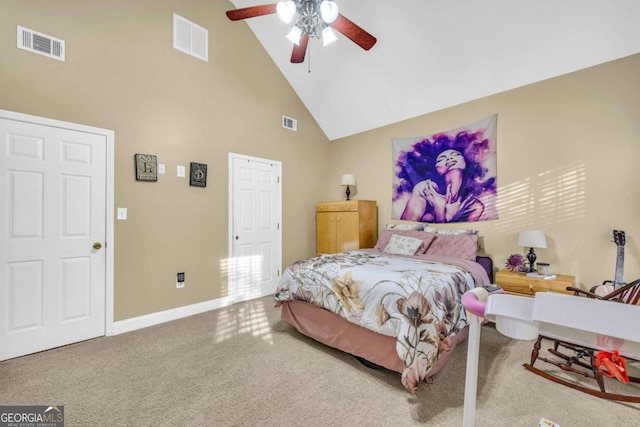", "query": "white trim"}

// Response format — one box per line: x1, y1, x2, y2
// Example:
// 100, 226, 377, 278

112, 296, 235, 335
105, 128, 115, 336
0, 109, 115, 338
